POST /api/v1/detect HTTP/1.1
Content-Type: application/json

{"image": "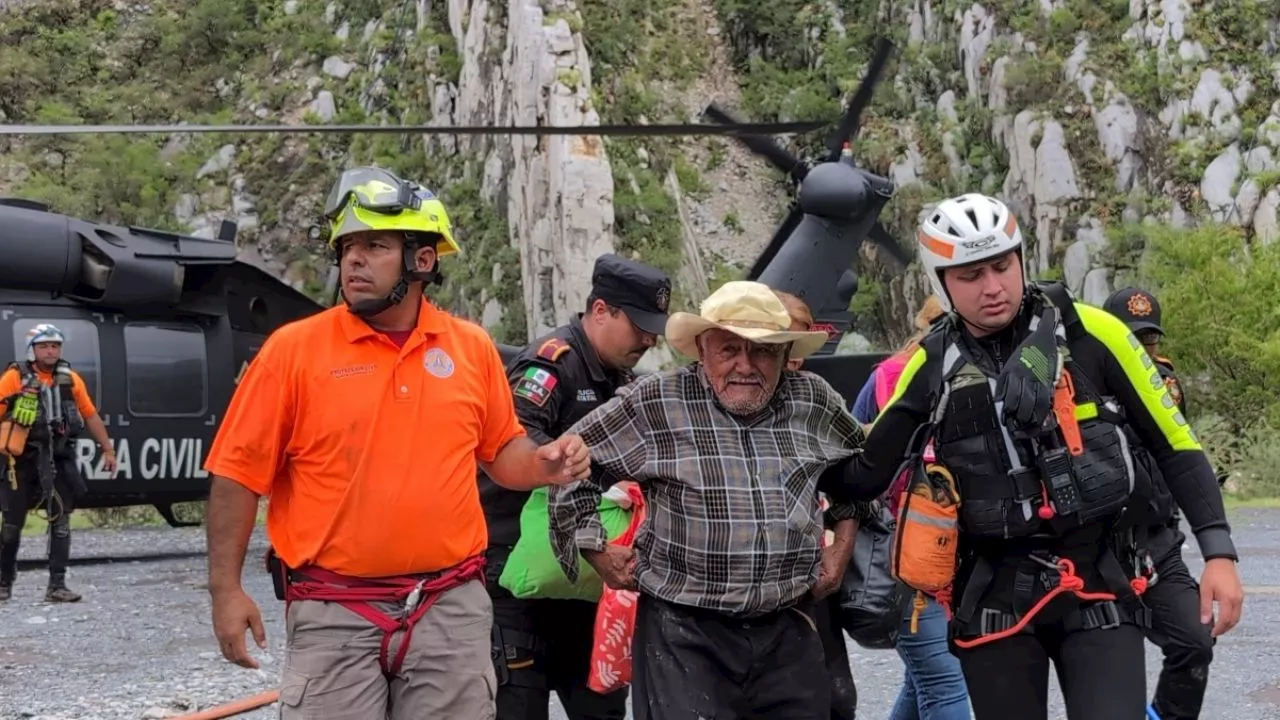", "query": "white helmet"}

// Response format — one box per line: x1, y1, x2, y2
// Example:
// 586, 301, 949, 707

25, 323, 65, 362
917, 193, 1024, 312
